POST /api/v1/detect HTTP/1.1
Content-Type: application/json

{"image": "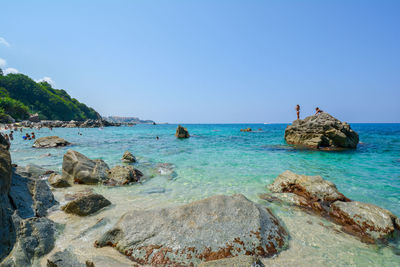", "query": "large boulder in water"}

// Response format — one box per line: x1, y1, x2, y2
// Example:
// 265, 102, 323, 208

329, 201, 400, 243
284, 113, 359, 150
62, 150, 109, 184
95, 194, 288, 266
175, 125, 190, 138
62, 193, 111, 216
33, 136, 71, 148
105, 165, 142, 186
